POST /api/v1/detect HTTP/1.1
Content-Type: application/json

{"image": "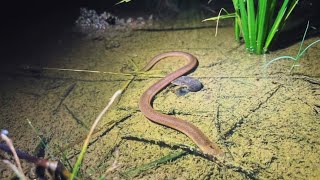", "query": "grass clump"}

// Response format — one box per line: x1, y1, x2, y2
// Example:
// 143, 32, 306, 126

264, 21, 320, 72
203, 0, 299, 54
70, 90, 122, 179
